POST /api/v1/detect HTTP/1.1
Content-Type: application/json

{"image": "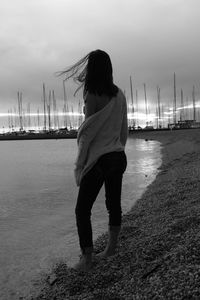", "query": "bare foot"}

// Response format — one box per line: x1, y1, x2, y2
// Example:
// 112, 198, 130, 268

96, 248, 116, 259
73, 256, 93, 272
